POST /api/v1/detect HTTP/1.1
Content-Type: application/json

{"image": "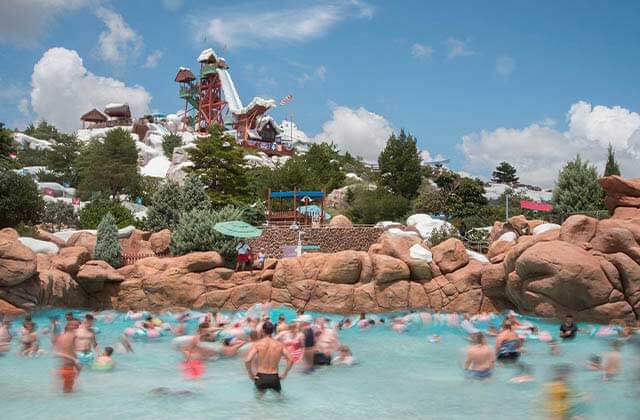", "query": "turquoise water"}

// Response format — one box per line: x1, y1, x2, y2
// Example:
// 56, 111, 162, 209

1, 308, 639, 420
